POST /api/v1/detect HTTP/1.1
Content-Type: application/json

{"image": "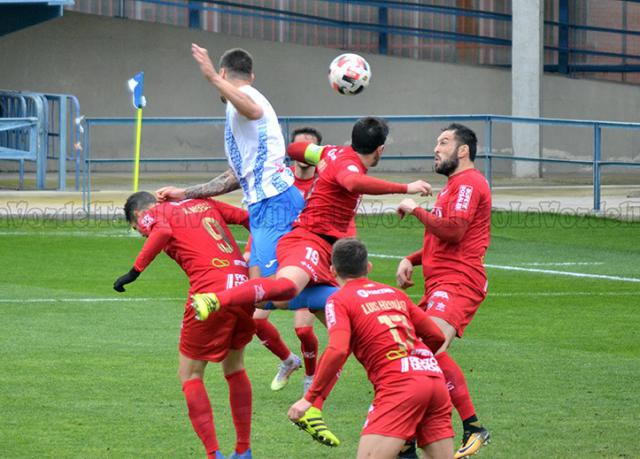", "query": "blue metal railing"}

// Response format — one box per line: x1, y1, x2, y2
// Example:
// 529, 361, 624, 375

80, 114, 640, 215
0, 90, 83, 190
68, 0, 640, 77
0, 117, 40, 188
0, 91, 47, 188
